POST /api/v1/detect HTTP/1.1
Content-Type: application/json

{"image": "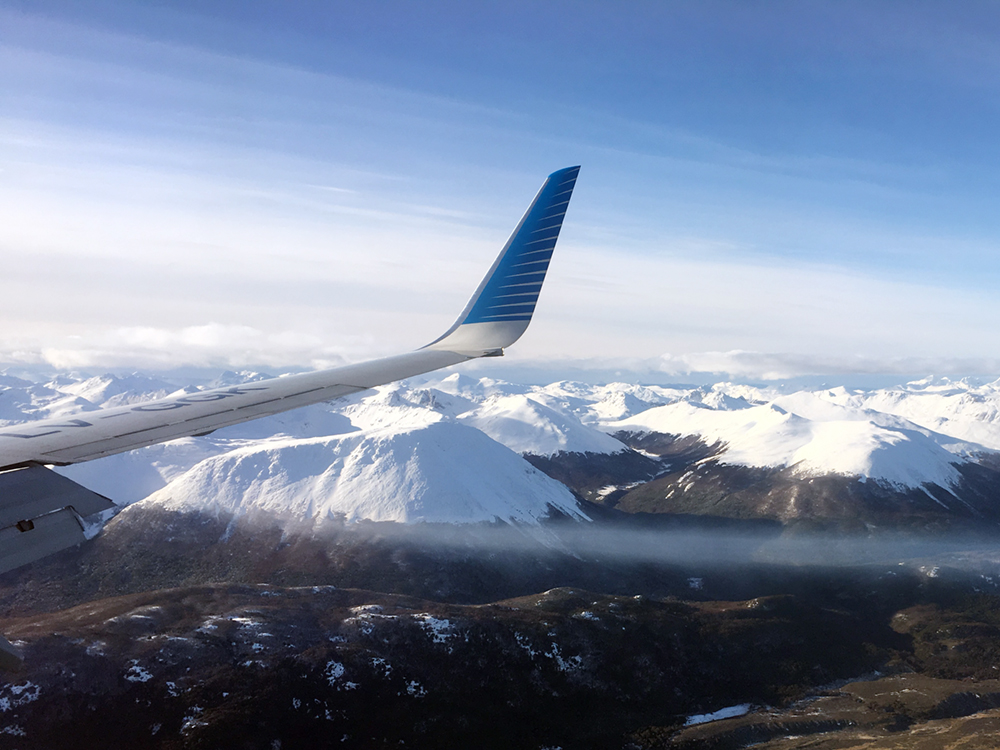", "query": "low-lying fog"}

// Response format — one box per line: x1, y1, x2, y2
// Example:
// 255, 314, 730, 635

260, 510, 1000, 573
